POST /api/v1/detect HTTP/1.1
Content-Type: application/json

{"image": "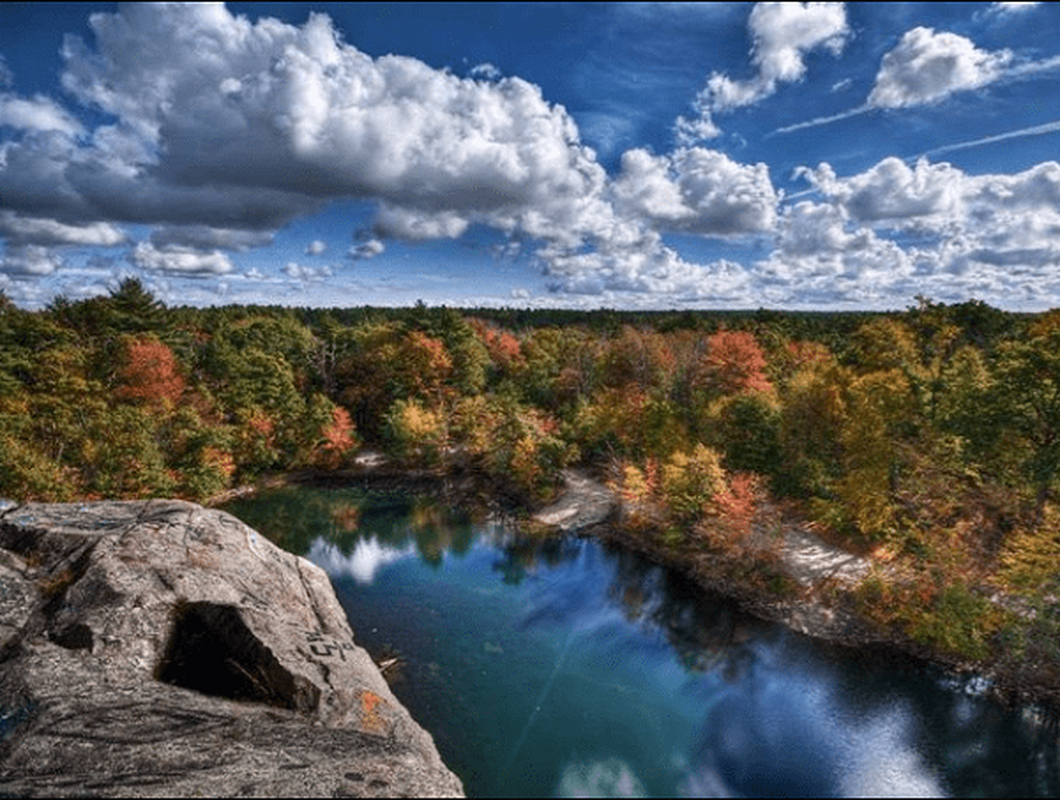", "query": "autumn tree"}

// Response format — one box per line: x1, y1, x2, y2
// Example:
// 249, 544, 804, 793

115, 336, 185, 407
988, 328, 1060, 522
398, 331, 453, 402
835, 369, 915, 540
696, 329, 773, 397
335, 320, 404, 438
304, 396, 359, 469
